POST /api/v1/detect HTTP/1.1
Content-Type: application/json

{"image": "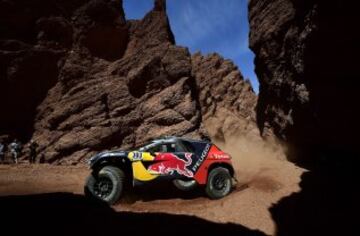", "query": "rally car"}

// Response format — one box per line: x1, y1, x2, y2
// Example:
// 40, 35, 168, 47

84, 136, 235, 204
